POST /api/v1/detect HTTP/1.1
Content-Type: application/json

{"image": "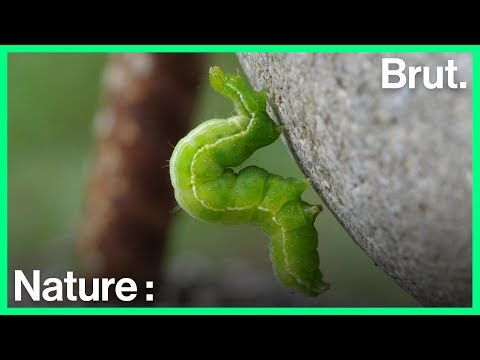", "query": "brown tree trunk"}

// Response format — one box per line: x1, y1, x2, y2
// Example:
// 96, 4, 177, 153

76, 53, 204, 304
